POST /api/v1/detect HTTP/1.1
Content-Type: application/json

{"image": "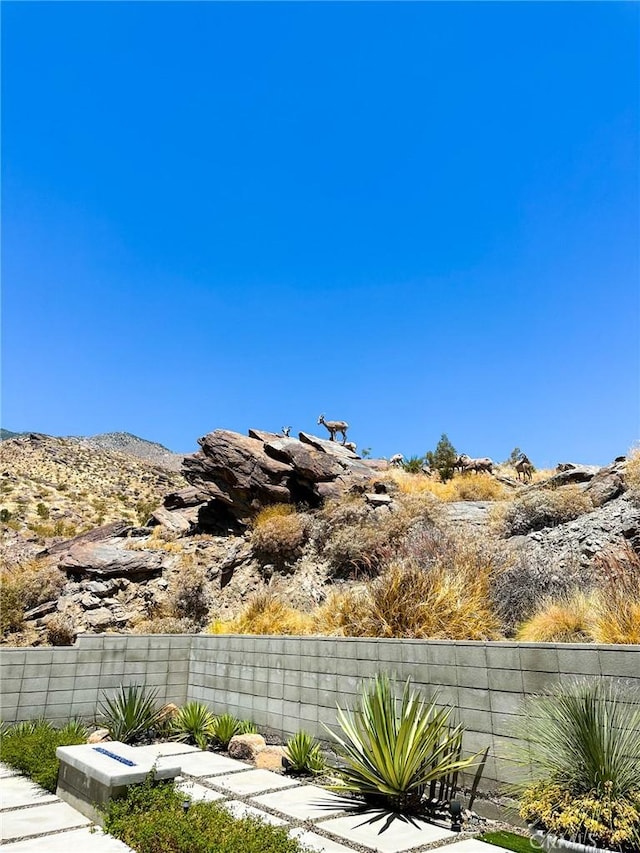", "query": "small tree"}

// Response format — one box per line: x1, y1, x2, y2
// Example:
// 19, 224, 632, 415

425, 434, 457, 482
506, 447, 523, 466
